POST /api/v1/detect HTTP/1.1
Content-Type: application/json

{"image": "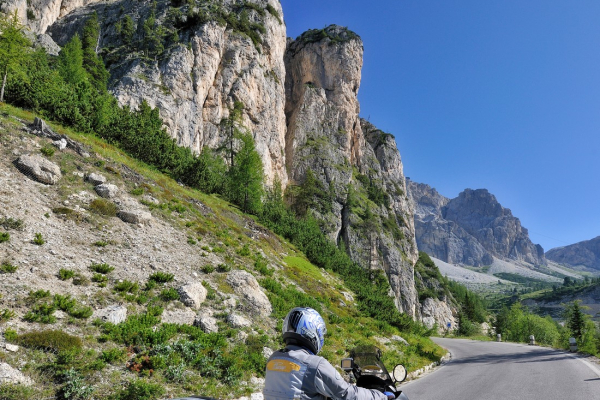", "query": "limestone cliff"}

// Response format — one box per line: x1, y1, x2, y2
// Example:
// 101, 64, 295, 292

46, 0, 288, 187
284, 26, 419, 318
546, 236, 600, 271
408, 179, 546, 267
